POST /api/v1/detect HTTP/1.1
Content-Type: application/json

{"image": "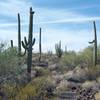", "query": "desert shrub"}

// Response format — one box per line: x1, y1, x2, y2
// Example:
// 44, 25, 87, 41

61, 46, 93, 69
34, 68, 51, 77
38, 80, 56, 98
87, 65, 100, 80
3, 77, 45, 100
61, 51, 77, 69
13, 76, 55, 100
1, 83, 21, 99
47, 50, 53, 57
0, 42, 23, 76
79, 44, 100, 66
77, 46, 93, 66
